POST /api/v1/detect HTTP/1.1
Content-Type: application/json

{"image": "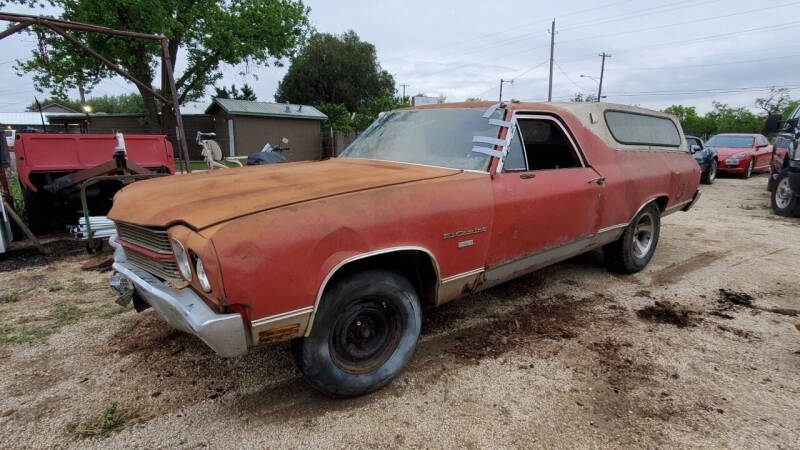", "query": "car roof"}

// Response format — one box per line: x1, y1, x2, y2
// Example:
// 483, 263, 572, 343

406, 101, 686, 152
